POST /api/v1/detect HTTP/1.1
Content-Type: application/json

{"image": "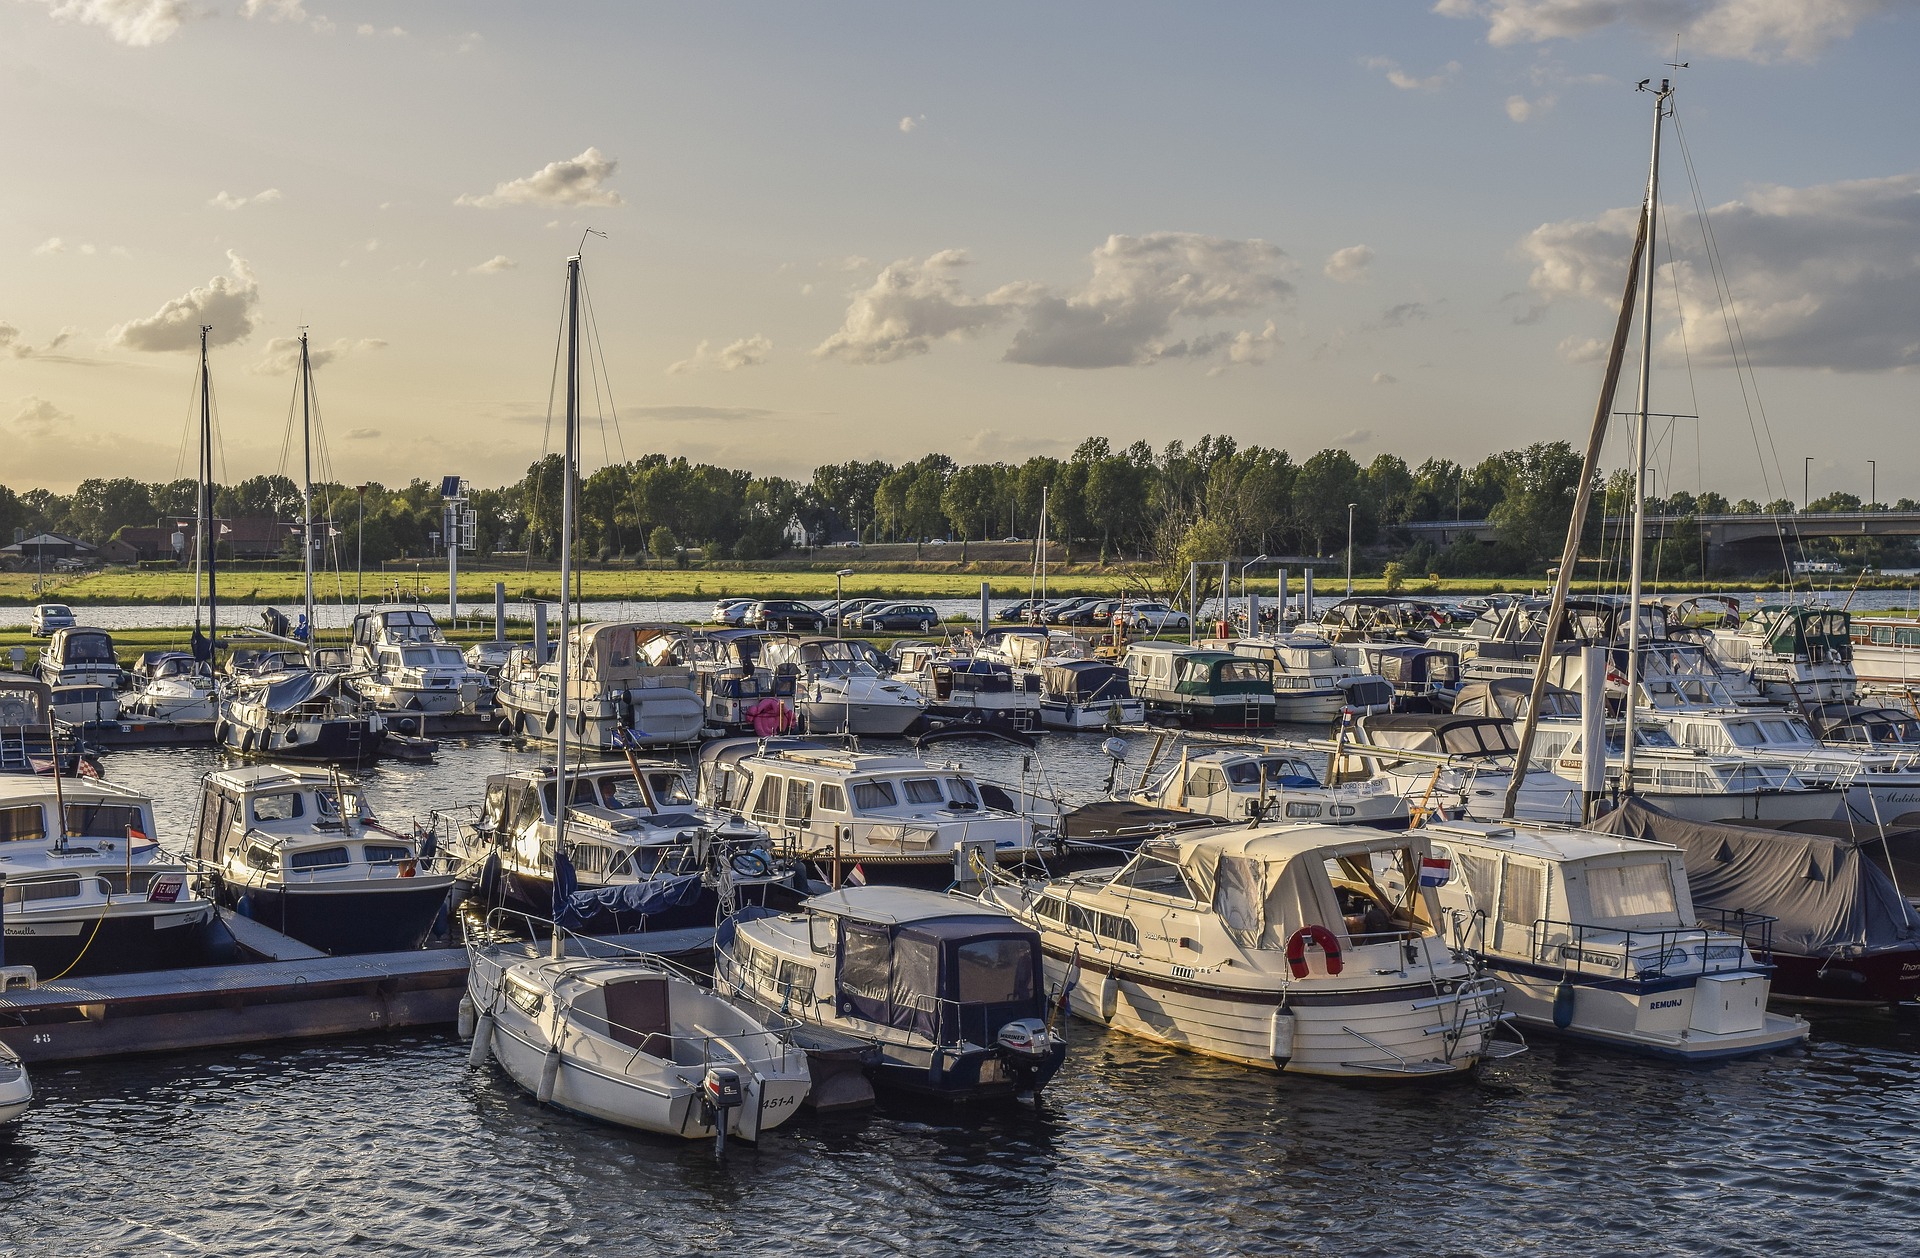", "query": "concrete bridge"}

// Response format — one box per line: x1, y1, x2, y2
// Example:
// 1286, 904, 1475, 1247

1406, 510, 1920, 571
